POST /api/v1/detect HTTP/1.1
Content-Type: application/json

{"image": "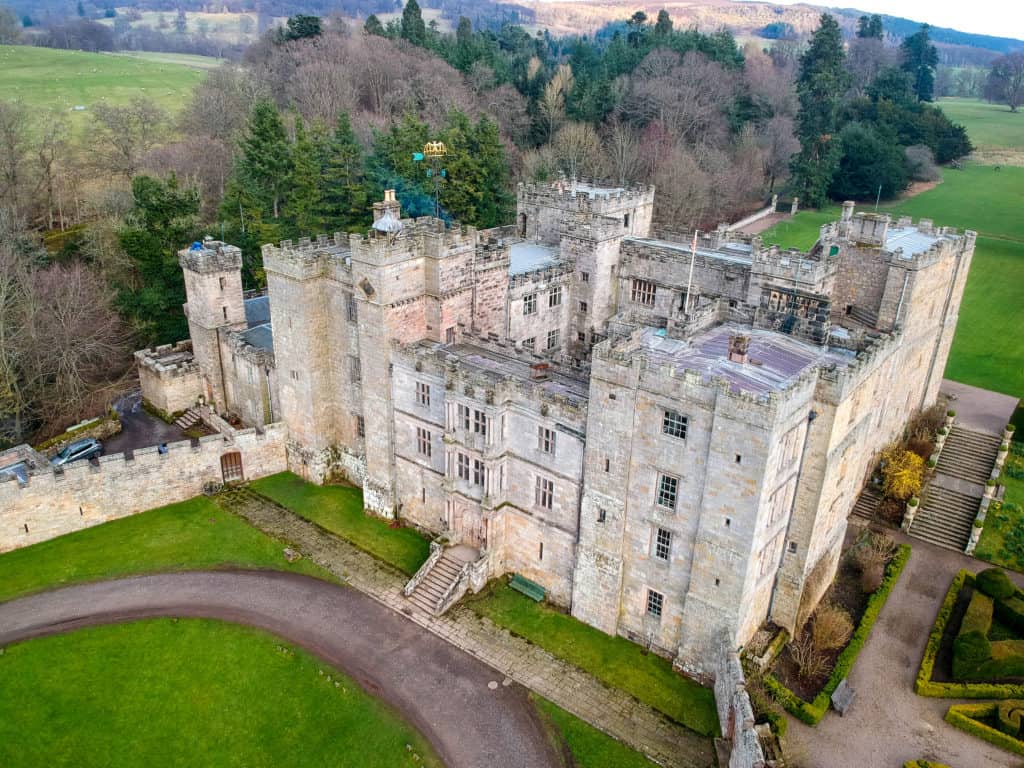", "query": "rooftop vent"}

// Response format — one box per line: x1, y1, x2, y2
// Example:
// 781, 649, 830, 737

728, 334, 750, 365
